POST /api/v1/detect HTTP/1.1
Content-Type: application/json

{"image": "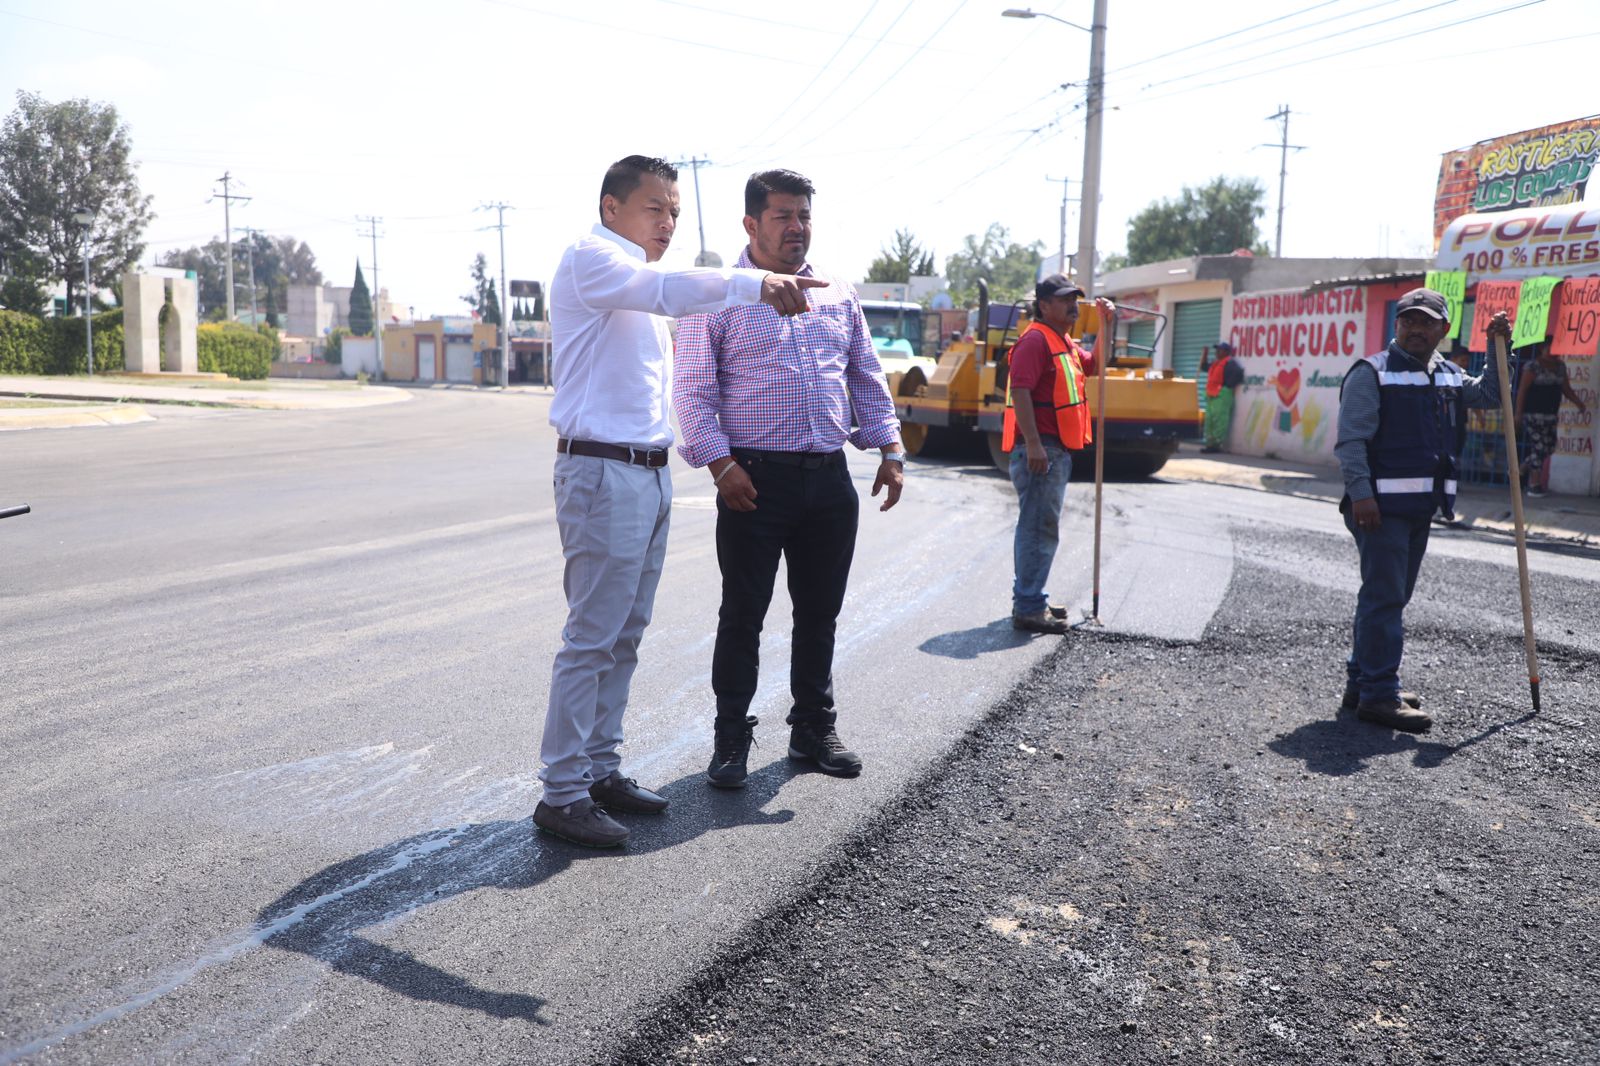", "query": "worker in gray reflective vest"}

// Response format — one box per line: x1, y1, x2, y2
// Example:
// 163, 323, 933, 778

1333, 288, 1506, 734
